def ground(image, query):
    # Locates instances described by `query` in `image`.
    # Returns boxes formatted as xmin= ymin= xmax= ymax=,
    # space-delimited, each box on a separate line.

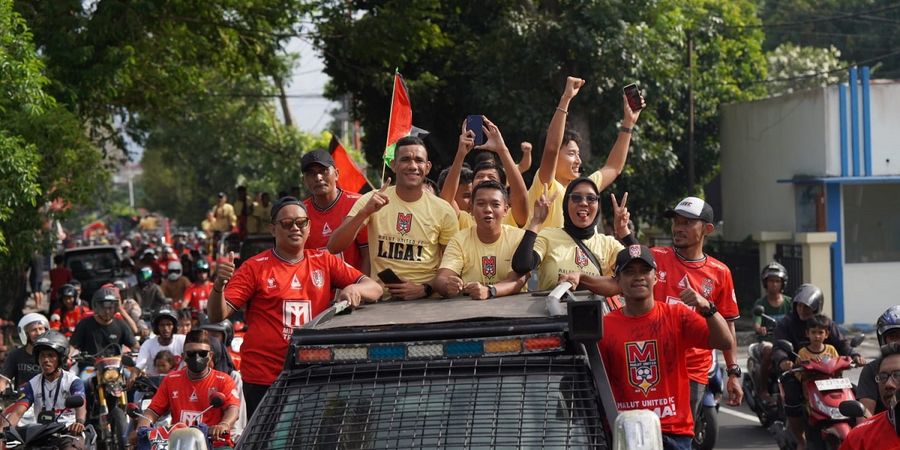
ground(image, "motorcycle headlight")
xmin=101 ymin=368 xmax=121 ymax=383
xmin=811 ymin=393 xmax=846 ymax=420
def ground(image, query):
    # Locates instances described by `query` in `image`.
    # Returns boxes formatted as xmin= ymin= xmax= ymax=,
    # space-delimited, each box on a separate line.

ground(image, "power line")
xmin=731 ymin=47 xmax=900 ymax=88
xmin=725 ymin=2 xmax=900 ymax=29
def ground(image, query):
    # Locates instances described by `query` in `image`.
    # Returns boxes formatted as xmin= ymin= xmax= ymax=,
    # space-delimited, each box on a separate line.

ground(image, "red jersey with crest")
xmin=304 ymin=190 xmax=368 ymax=271
xmin=147 ymin=367 xmax=240 ymax=430
xmin=599 ymin=302 xmax=710 ymax=437
xmin=183 ymin=281 xmax=214 ymax=312
xmin=651 ymin=247 xmax=739 ymax=384
xmin=223 ymin=249 xmax=365 ymax=384
xmin=840 ymin=410 xmax=900 ymax=450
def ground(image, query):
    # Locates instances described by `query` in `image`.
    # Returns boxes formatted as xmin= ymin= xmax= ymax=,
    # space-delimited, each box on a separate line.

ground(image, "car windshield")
xmin=240 ymin=355 xmax=602 ymax=449
xmin=67 ymin=251 xmax=118 ymax=279
xmin=241 ymin=237 xmax=274 ymax=260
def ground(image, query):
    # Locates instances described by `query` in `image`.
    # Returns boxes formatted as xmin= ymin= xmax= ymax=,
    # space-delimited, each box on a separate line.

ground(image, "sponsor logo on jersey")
xmin=701 ymin=278 xmax=714 ymax=299
xmin=189 ymin=389 xmax=198 ymax=402
xmin=658 ymin=271 xmax=667 ymax=282
xmin=179 ymin=410 xmax=202 ymax=426
xmin=396 ymin=213 xmax=412 ymax=235
xmin=290 ymin=274 xmax=302 ymax=290
xmin=626 ymin=340 xmax=660 ymax=396
xmin=283 ymin=300 xmax=312 ymax=328
xmin=677 ymin=274 xmax=691 ymax=290
xmin=267 ymin=277 xmax=277 ymax=290
xmin=311 ymin=269 xmax=324 ymax=288
xmin=574 ymin=248 xmax=589 ymax=268
xmin=321 ymin=222 xmax=332 ymax=236
xmin=481 ymin=256 xmax=497 ymax=279
xmin=172 ymin=390 xmax=178 ymax=399
xmin=148 ymin=422 xmax=189 ymax=450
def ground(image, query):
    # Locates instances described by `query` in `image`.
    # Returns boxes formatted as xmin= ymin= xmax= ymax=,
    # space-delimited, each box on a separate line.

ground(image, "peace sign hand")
xmin=611 ymin=192 xmax=630 ymax=238
xmin=458 ymin=119 xmax=475 ymax=155
xmin=362 ymin=178 xmax=392 ymax=216
xmin=528 ymin=185 xmax=559 ymax=230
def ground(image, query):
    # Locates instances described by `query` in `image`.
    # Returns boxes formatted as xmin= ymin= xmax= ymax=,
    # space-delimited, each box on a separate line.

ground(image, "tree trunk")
xmin=0 ymin=267 xmax=28 ymax=323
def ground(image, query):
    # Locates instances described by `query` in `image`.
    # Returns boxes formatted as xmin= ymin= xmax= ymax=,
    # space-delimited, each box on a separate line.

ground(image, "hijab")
xmin=562 ymin=177 xmax=601 ymax=240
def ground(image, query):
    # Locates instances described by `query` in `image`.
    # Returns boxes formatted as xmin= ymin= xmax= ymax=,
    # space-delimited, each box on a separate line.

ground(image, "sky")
xmin=282 ymin=37 xmax=336 ymax=133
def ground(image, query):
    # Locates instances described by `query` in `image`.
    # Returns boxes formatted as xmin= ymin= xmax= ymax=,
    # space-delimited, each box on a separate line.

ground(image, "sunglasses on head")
xmin=568 ymin=193 xmax=599 ymax=204
xmin=185 ymin=350 xmax=209 ymax=358
xmin=275 ymin=217 xmax=310 ymax=230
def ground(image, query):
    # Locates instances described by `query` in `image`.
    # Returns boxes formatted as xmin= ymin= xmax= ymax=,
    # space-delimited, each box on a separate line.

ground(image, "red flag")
xmin=384 ymin=72 xmax=412 ymax=164
xmin=329 ymin=136 xmax=369 ymax=193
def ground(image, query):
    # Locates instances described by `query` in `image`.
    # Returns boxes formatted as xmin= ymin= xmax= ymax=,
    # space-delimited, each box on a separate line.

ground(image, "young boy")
xmin=796 ymin=314 xmax=840 ymax=366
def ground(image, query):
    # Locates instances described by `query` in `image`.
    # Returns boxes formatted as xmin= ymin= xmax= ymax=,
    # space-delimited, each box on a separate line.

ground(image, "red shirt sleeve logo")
xmin=481 ymin=256 xmax=497 ymax=279
xmin=626 ymin=340 xmax=660 ymax=395
xmin=396 ymin=213 xmax=412 ymax=235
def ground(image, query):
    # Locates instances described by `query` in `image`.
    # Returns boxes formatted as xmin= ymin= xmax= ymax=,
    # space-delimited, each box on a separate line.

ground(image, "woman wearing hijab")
xmin=512 ymin=177 xmax=622 ymax=294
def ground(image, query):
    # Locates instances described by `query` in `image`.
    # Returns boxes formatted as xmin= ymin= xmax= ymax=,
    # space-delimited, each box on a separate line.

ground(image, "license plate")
xmin=815 ymin=378 xmax=852 ymax=391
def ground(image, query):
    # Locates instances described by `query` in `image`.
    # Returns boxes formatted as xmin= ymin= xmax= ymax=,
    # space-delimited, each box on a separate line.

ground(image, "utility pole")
xmin=687 ymin=32 xmax=695 ymax=192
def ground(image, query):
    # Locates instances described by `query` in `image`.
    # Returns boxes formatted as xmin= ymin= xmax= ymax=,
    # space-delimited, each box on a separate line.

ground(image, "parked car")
xmin=216 ymin=232 xmax=273 ymax=268
xmin=64 ymin=245 xmax=123 ymax=301
xmin=236 ymin=284 xmax=662 ymax=449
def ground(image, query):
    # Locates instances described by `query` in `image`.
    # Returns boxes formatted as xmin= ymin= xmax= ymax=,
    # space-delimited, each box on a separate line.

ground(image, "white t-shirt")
xmin=135 ymin=334 xmax=185 ymax=376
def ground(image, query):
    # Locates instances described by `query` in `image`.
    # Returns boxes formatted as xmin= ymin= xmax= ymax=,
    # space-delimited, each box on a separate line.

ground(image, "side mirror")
xmin=838 ymin=400 xmax=866 ymax=419
xmin=210 ymin=392 xmax=225 ymax=408
xmin=127 ymin=402 xmax=142 ymax=418
xmin=122 ymin=355 xmax=136 ymax=368
xmin=64 ymin=395 xmax=85 ymax=409
xmin=774 ymin=339 xmax=794 ymax=355
xmin=752 ymin=305 xmax=765 ymax=317
xmin=850 ymin=334 xmax=865 ymax=348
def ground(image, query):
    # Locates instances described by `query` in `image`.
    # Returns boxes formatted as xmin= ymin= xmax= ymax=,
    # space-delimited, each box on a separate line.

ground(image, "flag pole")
xmin=382 ymin=69 xmax=399 ymax=185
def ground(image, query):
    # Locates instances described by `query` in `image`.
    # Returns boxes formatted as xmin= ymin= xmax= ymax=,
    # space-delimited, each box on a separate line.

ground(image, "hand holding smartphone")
xmin=377 ymin=268 xmax=404 ymax=285
xmin=466 ymin=115 xmax=486 ymax=146
xmin=623 ymin=84 xmax=644 ymax=112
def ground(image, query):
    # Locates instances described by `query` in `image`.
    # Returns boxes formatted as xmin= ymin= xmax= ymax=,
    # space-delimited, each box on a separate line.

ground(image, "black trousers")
xmin=243 ymin=382 xmax=270 ymax=421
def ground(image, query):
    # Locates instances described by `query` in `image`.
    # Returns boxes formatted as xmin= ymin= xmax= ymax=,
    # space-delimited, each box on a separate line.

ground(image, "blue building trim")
xmin=839 ymin=84 xmax=849 ymax=177
xmin=777 ymin=175 xmax=900 ymax=185
xmin=825 ymin=183 xmax=844 ymax=324
xmin=849 ymin=67 xmax=860 ymax=177
xmin=861 ymin=66 xmax=872 ymax=176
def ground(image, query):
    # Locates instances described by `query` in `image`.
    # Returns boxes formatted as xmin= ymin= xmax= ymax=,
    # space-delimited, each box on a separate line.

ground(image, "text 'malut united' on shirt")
xmin=147 ymin=367 xmax=240 ymax=431
xmin=304 ymin=189 xmax=368 ymax=271
xmin=650 ymin=247 xmax=739 ymax=384
xmin=533 ymin=228 xmax=622 ymax=291
xmin=599 ymin=301 xmax=711 ymax=437
xmin=348 ymin=187 xmax=458 ymax=294
xmin=223 ymin=249 xmax=366 ymax=384
xmin=440 ymin=224 xmax=526 ymax=287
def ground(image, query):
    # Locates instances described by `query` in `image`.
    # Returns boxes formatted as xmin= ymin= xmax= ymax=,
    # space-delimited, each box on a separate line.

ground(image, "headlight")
xmin=811 ymin=393 xmax=846 ymax=420
xmin=101 ymin=369 xmax=121 ymax=383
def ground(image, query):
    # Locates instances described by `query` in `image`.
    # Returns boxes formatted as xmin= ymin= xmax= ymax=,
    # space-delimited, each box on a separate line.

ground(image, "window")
xmin=843 ymin=184 xmax=900 ymax=263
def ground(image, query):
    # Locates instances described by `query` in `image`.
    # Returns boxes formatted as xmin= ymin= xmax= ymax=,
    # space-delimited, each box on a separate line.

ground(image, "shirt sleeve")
xmin=588 ymin=170 xmax=604 ymax=190
xmin=347 ymin=192 xmax=374 ymax=225
xmin=679 ymin=305 xmax=712 ymax=351
xmin=438 ymin=208 xmax=460 ymax=246
xmin=601 ymin=236 xmax=624 ymax=276
xmin=439 ymin=233 xmax=466 ymax=275
xmin=533 ymin=231 xmax=550 ymax=260
xmin=856 ymin=360 xmax=880 ymax=402
xmin=717 ymin=268 xmax=740 ymax=321
xmin=69 ymin=378 xmax=86 ymax=399
xmin=327 ymin=254 xmax=366 ymax=288
xmin=15 ymin=382 xmax=35 ymax=409
xmin=220 ymin=374 xmax=241 ymax=409
xmin=70 ymin=321 xmax=85 ymax=351
xmin=147 ymin=376 xmax=171 ymax=417
xmin=223 ymin=261 xmax=257 ymax=310
xmin=135 ymin=341 xmax=151 ymax=370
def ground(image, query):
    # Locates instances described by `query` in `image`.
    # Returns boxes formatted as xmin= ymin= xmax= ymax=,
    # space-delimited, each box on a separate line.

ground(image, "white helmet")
xmin=166 ymin=261 xmax=183 ymax=281
xmin=18 ymin=313 xmax=50 ymax=345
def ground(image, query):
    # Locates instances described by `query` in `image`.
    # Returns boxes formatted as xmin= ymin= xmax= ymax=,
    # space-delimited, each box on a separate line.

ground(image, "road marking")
xmin=719 ymin=406 xmax=761 ymax=423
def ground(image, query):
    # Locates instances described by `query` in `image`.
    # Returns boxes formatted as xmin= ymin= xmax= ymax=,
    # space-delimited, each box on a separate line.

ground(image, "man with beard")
xmin=328 ymin=136 xmax=459 ymax=300
xmin=301 ymin=149 xmax=369 ymax=273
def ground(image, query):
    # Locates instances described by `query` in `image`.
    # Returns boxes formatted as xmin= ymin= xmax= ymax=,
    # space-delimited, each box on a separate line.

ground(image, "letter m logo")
xmin=625 ymin=340 xmax=660 ymax=396
xmin=283 ymin=300 xmax=312 ymax=328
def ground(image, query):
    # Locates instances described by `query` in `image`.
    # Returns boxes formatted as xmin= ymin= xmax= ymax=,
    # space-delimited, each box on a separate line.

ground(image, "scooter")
xmin=0 ymin=395 xmax=96 ymax=449
xmin=770 ymin=338 xmax=864 ymax=450
xmin=693 ymin=351 xmax=724 ymax=450
xmin=744 ymin=305 xmax=783 ymax=427
xmin=130 ymin=392 xmax=228 ymax=450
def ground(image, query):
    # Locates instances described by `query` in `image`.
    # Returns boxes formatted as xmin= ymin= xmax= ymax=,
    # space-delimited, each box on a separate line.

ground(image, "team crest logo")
xmin=267 ymin=277 xmax=277 ymax=290
xmin=701 ymin=278 xmax=714 ymax=299
xmin=481 ymin=256 xmax=497 ymax=279
xmin=396 ymin=213 xmax=413 ymax=235
xmin=628 ymin=245 xmax=642 ymax=258
xmin=658 ymin=271 xmax=667 ymax=282
xmin=574 ymin=248 xmax=589 ymax=268
xmin=147 ymin=423 xmax=188 ymax=450
xmin=311 ymin=269 xmax=325 ymax=288
xmin=626 ymin=340 xmax=660 ymax=396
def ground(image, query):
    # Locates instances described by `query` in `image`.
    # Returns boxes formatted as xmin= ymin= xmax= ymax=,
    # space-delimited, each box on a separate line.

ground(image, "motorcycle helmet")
xmin=58 ymin=284 xmax=78 ymax=302
xmin=152 ymin=309 xmax=179 ymax=335
xmin=760 ymin=261 xmax=788 ymax=289
xmin=32 ymin=330 xmax=69 ymax=365
xmin=166 ymin=261 xmax=183 ymax=281
xmin=138 ymin=266 xmax=154 ymax=284
xmin=201 ymin=319 xmax=234 ymax=346
xmin=140 ymin=248 xmax=157 ymax=261
xmin=113 ymin=279 xmax=128 ymax=292
xmin=195 ymin=259 xmax=210 ymax=273
xmin=91 ymin=286 xmax=120 ymax=310
xmin=792 ymin=284 xmax=824 ymax=315
xmin=877 ymin=306 xmax=900 ymax=346
xmin=18 ymin=313 xmax=50 ymax=346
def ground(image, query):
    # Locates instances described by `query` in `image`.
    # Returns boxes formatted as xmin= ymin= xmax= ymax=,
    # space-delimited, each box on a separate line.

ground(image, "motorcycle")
xmin=693 ymin=351 xmax=724 ymax=450
xmin=770 ymin=338 xmax=864 ymax=450
xmin=744 ymin=305 xmax=783 ymax=427
xmin=0 ymin=395 xmax=96 ymax=449
xmin=74 ymin=344 xmax=138 ymax=450
xmin=130 ymin=392 xmax=228 ymax=450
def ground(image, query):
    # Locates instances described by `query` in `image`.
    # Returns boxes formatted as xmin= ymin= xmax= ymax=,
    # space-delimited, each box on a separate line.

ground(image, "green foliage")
xmin=766 ymin=43 xmax=844 ymax=96
xmin=313 ymin=0 xmax=768 ymax=224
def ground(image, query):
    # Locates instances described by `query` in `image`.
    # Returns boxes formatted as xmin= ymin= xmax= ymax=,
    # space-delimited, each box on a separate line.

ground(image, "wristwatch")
xmin=422 ymin=283 xmax=434 ymax=297
xmin=487 ymin=285 xmax=497 ymax=299
xmin=700 ymin=302 xmax=718 ymax=318
xmin=726 ymin=364 xmax=742 ymax=378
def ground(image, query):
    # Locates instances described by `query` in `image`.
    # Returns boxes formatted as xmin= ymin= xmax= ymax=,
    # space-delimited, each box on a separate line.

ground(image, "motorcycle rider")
xmin=856 ymin=305 xmax=900 ymax=416
xmin=840 ymin=342 xmax=900 ymax=449
xmin=771 ymin=284 xmax=864 ymax=450
xmin=181 ymin=259 xmax=214 ymax=312
xmin=132 ymin=329 xmax=240 ymax=448
xmin=160 ymin=261 xmax=191 ymax=304
xmin=49 ymin=284 xmax=92 ymax=337
xmin=3 ymin=331 xmax=88 ymax=450
xmin=135 ymin=309 xmax=185 ymax=377
xmin=751 ymin=262 xmax=792 ymax=404
xmin=0 ymin=313 xmax=49 ymax=393
xmin=69 ymin=287 xmax=138 ymax=358
xmin=128 ymin=266 xmax=170 ymax=314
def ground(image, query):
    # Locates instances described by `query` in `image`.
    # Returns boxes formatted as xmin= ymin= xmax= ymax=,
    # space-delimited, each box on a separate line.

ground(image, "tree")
xmin=766 ymin=43 xmax=843 ymax=96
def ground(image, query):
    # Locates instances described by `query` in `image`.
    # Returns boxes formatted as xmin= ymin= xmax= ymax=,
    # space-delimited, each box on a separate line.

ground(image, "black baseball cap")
xmin=614 ymin=245 xmax=657 ymax=276
xmin=663 ymin=196 xmax=714 ymax=223
xmin=301 ymin=149 xmax=335 ymax=172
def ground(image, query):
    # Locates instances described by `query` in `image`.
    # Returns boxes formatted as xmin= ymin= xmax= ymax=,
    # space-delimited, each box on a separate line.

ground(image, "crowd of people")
xmin=3 ymin=74 xmax=899 ymax=450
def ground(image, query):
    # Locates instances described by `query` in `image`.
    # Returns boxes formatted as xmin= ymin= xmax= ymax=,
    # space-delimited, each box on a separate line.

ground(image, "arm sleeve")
xmin=856 ymin=361 xmax=880 ymax=401
xmin=439 ymin=233 xmax=465 ymax=275
xmin=679 ymin=306 xmax=712 ymax=351
xmin=347 ymin=192 xmax=374 ymax=225
xmin=328 ymin=254 xmax=366 ymax=288
xmin=223 ymin=262 xmax=257 ymax=310
xmin=618 ymin=234 xmax=639 ymax=246
xmin=511 ymin=230 xmax=540 ymax=274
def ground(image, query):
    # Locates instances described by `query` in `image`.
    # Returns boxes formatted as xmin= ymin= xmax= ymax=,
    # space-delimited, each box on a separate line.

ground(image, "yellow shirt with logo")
xmin=457 ymin=210 xmax=519 ymax=230
xmin=526 ymin=170 xmax=604 ymax=232
xmin=533 ymin=227 xmax=623 ymax=291
xmin=349 ymin=187 xmax=458 ymax=290
xmin=440 ymin=224 xmax=527 ymax=286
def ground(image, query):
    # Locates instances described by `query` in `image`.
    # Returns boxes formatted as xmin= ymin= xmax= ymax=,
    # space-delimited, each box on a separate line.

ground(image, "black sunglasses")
xmin=568 ymin=193 xmax=599 ymax=204
xmin=185 ymin=350 xmax=209 ymax=358
xmin=275 ymin=217 xmax=310 ymax=230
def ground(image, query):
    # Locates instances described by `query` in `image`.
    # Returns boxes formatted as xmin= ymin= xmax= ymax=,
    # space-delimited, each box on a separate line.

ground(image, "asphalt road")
xmin=712 ymin=330 xmax=880 ymax=450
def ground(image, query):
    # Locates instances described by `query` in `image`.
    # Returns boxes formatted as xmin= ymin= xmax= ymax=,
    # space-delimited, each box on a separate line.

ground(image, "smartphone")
xmin=623 ymin=84 xmax=644 ymax=112
xmin=377 ymin=268 xmax=404 ymax=284
xmin=466 ymin=115 xmax=486 ymax=146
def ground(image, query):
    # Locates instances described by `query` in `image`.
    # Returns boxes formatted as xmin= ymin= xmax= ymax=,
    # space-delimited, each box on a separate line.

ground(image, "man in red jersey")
xmin=840 ymin=343 xmax=900 ymax=450
xmin=301 ymin=149 xmax=369 ymax=274
xmin=208 ymin=197 xmax=382 ymax=418
xmin=133 ymin=329 xmax=240 ymax=448
xmin=182 ymin=259 xmax=214 ymax=312
xmin=614 ymin=195 xmax=743 ymax=416
xmin=599 ymin=245 xmax=732 ymax=450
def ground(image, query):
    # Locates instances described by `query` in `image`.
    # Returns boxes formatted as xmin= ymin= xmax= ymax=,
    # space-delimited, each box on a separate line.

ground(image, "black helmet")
xmin=33 ymin=330 xmax=69 ymax=364
xmin=58 ymin=284 xmax=77 ymax=300
xmin=877 ymin=305 xmax=900 ymax=346
xmin=201 ymin=319 xmax=234 ymax=346
xmin=195 ymin=259 xmax=210 ymax=273
xmin=91 ymin=287 xmax=120 ymax=310
xmin=138 ymin=266 xmax=154 ymax=284
xmin=152 ymin=309 xmax=179 ymax=335
xmin=793 ymin=284 xmax=823 ymax=315
xmin=760 ymin=262 xmax=788 ymax=288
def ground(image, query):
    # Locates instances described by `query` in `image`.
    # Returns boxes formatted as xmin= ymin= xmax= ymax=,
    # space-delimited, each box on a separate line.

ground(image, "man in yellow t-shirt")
xmin=527 ymin=76 xmax=644 ymax=231
xmin=247 ymin=192 xmax=273 ymax=235
xmin=435 ymin=181 xmax=528 ymax=299
xmin=211 ymin=192 xmax=237 ymax=232
xmin=328 ymin=136 xmax=458 ymax=300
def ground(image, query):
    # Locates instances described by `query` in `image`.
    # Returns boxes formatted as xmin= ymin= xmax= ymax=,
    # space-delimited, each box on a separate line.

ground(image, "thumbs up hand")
xmin=215 ymin=252 xmax=235 ymax=290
